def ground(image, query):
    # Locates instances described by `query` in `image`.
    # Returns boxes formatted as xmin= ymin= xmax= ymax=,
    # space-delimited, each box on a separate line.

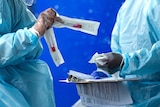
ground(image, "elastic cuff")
xmin=29 ymin=28 xmax=40 ymax=37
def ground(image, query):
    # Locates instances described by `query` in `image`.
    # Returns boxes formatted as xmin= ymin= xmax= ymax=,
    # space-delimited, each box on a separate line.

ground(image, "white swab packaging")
xmin=44 ymin=28 xmax=64 ymax=67
xmin=44 ymin=15 xmax=100 ymax=67
xmin=53 ymin=15 xmax=100 ymax=36
xmin=89 ymin=52 xmax=108 ymax=66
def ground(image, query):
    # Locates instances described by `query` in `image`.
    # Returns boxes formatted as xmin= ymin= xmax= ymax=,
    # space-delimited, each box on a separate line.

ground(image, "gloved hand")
xmin=91 ymin=70 xmax=110 ymax=79
xmin=95 ymin=52 xmax=124 ymax=74
xmin=32 ymin=8 xmax=63 ymax=36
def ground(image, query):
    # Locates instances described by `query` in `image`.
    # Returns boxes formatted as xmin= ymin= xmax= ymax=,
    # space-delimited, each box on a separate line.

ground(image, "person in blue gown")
xmin=0 ymin=0 xmax=61 ymax=106
xmin=96 ymin=0 xmax=160 ymax=106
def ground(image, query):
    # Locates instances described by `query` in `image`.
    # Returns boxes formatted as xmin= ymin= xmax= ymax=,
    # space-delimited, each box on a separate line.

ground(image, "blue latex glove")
xmin=91 ymin=70 xmax=110 ymax=79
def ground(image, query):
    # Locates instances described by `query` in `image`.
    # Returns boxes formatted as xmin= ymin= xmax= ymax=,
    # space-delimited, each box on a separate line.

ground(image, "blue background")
xmin=30 ymin=0 xmax=125 ymax=107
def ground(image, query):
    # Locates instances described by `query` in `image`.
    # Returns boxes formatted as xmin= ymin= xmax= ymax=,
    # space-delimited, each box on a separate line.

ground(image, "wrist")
xmin=29 ymin=27 xmax=41 ymax=37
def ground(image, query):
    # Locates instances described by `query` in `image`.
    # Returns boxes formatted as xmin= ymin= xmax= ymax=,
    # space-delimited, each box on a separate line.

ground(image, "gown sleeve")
xmin=120 ymin=0 xmax=160 ymax=77
xmin=0 ymin=0 xmax=42 ymax=67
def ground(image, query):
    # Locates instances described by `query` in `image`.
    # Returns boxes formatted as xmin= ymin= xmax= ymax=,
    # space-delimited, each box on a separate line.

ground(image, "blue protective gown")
xmin=111 ymin=0 xmax=160 ymax=106
xmin=0 ymin=0 xmax=55 ymax=107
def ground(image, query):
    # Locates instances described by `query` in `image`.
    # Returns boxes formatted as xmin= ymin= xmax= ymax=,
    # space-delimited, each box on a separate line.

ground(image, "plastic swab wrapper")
xmin=53 ymin=15 xmax=100 ymax=36
xmin=89 ymin=52 xmax=108 ymax=66
xmin=44 ymin=28 xmax=64 ymax=67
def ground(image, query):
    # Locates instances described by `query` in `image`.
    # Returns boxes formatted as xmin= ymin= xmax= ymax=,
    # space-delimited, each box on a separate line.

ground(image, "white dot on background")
xmin=54 ymin=5 xmax=59 ymax=10
xmin=88 ymin=9 xmax=93 ymax=14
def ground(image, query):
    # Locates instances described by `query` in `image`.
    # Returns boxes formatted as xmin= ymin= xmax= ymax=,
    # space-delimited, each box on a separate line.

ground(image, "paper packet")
xmin=44 ymin=28 xmax=64 ymax=67
xmin=53 ymin=15 xmax=100 ymax=36
xmin=89 ymin=52 xmax=108 ymax=66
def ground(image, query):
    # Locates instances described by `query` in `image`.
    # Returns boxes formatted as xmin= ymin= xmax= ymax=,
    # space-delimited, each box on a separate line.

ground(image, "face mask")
xmin=23 ymin=0 xmax=34 ymax=6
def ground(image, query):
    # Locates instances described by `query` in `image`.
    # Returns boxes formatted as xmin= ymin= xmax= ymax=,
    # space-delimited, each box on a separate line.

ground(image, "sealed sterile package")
xmin=89 ymin=52 xmax=108 ymax=66
xmin=53 ymin=15 xmax=100 ymax=36
xmin=44 ymin=28 xmax=64 ymax=67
